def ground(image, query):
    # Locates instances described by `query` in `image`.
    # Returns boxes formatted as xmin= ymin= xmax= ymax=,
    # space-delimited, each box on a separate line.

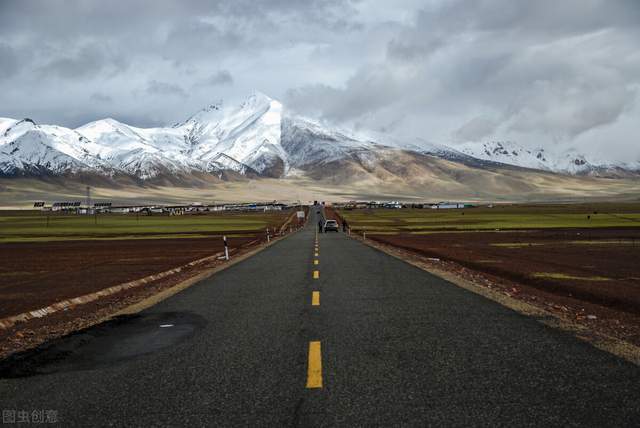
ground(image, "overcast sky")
xmin=1 ymin=0 xmax=638 ymax=160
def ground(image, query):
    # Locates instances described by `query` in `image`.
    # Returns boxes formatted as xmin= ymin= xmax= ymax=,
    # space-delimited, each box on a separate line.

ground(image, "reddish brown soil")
xmin=0 ymin=210 xmax=301 ymax=358
xmin=0 ymin=235 xmax=260 ymax=318
xmin=370 ymin=229 xmax=640 ymax=316
xmin=0 ymin=230 xmax=298 ymax=359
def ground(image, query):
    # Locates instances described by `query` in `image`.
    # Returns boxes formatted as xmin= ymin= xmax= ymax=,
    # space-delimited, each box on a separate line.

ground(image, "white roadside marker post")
xmin=223 ymin=235 xmax=229 ymax=260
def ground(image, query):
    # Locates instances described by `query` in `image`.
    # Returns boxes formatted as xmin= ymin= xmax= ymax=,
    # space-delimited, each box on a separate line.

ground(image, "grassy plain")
xmin=0 ymin=210 xmax=291 ymax=243
xmin=338 ymin=203 xmax=640 ymax=233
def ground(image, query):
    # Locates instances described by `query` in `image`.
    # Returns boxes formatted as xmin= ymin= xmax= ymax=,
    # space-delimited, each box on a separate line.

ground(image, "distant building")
xmin=430 ymin=202 xmax=474 ymax=209
xmin=51 ymin=201 xmax=81 ymax=212
xmin=110 ymin=207 xmax=131 ymax=214
xmin=383 ymin=201 xmax=403 ymax=209
xmin=93 ymin=202 xmax=112 ymax=213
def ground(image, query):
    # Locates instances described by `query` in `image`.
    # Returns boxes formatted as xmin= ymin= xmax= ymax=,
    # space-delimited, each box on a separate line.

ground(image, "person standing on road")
xmin=342 ymin=219 xmax=348 ymax=233
xmin=318 ymin=220 xmax=323 ymax=233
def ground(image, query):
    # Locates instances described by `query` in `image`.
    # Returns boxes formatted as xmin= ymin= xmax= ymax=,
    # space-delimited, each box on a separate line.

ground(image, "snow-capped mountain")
xmin=206 ymin=153 xmax=257 ymax=176
xmin=184 ymin=94 xmax=289 ymax=177
xmin=456 ymin=141 xmax=640 ymax=176
xmin=1 ymin=93 xmax=638 ymax=182
xmin=0 ymin=92 xmax=396 ymax=180
xmin=0 ymin=118 xmax=103 ymax=174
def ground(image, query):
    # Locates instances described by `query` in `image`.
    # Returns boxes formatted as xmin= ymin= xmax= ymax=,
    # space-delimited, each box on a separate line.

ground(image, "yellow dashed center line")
xmin=307 ymin=235 xmax=323 ymax=389
xmin=306 ymin=341 xmax=323 ymax=388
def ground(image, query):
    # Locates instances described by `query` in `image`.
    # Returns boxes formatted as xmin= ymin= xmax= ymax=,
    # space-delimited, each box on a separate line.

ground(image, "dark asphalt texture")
xmin=1 ymin=209 xmax=639 ymax=426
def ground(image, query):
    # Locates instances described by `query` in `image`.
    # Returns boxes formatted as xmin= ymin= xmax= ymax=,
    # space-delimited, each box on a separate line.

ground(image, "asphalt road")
xmin=1 ymin=209 xmax=639 ymax=426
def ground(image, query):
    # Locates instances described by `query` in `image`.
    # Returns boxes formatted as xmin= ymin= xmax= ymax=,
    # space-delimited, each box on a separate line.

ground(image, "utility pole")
xmin=86 ymin=186 xmax=91 ymax=215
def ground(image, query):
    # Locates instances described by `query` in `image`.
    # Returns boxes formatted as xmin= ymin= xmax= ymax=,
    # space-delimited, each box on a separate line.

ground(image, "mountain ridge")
xmin=456 ymin=140 xmax=640 ymax=177
xmin=1 ymin=93 xmax=638 ymax=184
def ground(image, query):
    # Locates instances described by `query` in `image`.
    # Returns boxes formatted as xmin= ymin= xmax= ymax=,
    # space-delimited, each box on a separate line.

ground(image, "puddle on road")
xmin=0 ymin=312 xmax=206 ymax=378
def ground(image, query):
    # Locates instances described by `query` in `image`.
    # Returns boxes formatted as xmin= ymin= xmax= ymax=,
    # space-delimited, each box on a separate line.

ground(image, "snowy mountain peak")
xmin=181 ymin=101 xmax=224 ymax=127
xmin=182 ymin=92 xmax=277 ymax=129
xmin=188 ymin=91 xmax=286 ymax=176
xmin=2 ymin=93 xmax=638 ymax=181
xmin=456 ymin=140 xmax=639 ymax=176
xmin=76 ymin=118 xmax=149 ymax=153
xmin=16 ymin=118 xmax=36 ymax=126
xmin=201 ymin=102 xmax=223 ymax=113
xmin=240 ymin=91 xmax=276 ymax=109
xmin=3 ymin=118 xmax=37 ymax=138
xmin=78 ymin=117 xmax=130 ymax=132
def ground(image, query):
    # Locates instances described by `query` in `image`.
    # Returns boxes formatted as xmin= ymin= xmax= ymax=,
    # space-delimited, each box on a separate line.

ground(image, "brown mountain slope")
xmin=1 ymin=149 xmax=638 ymax=207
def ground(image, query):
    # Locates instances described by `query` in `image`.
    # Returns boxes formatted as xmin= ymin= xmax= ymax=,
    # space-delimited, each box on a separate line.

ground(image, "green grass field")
xmin=0 ymin=210 xmax=291 ymax=243
xmin=337 ymin=203 xmax=640 ymax=233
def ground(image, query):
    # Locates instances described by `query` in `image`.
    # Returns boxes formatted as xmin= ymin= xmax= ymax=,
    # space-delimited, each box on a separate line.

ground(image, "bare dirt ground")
xmin=373 ymin=229 xmax=640 ymax=311
xmin=368 ymin=229 xmax=640 ymax=346
xmin=0 ymin=235 xmax=256 ymax=318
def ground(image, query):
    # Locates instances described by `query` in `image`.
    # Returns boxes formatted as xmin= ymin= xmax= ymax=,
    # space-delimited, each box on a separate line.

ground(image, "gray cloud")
xmin=386 ymin=36 xmax=443 ymax=62
xmin=40 ymin=44 xmax=128 ymax=79
xmin=286 ymin=0 xmax=640 ymax=159
xmin=145 ymin=80 xmax=188 ymax=98
xmin=0 ymin=43 xmax=19 ymax=78
xmin=454 ymin=117 xmax=498 ymax=142
xmin=163 ymin=20 xmax=247 ymax=61
xmin=201 ymin=70 xmax=234 ymax=86
xmin=0 ymin=0 xmax=638 ymax=161
xmin=90 ymin=92 xmax=113 ymax=103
